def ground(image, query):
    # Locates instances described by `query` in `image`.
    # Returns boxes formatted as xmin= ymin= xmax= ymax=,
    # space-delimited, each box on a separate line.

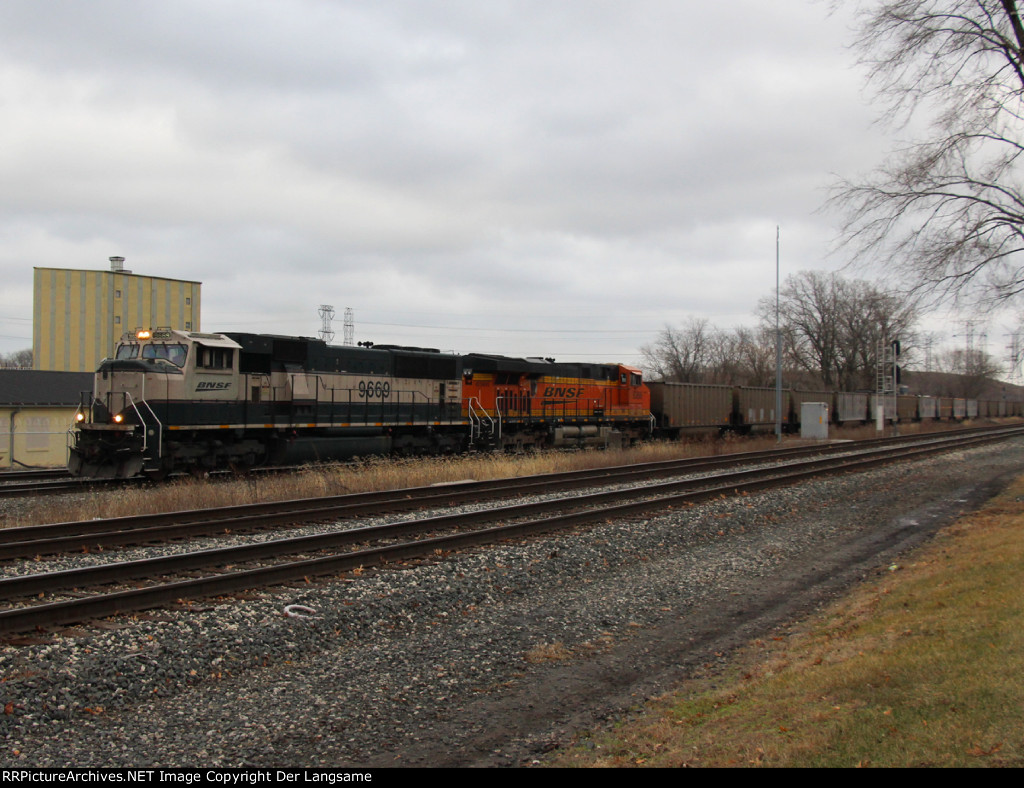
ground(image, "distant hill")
xmin=900 ymin=370 xmax=1024 ymax=401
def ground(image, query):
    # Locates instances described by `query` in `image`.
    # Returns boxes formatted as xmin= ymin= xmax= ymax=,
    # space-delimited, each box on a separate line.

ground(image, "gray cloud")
xmin=0 ymin=0 xmax=931 ymax=366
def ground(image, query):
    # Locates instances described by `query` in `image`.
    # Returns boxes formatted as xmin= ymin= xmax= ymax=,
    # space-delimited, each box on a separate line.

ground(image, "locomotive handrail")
xmin=540 ymin=396 xmax=599 ymax=421
xmin=493 ymin=397 xmax=504 ymax=439
xmin=141 ymin=398 xmax=163 ymax=463
xmin=122 ymin=389 xmax=163 ymax=463
xmin=467 ymin=397 xmax=495 ymax=443
xmin=296 ymin=380 xmax=456 ymax=426
xmin=65 ymin=397 xmax=90 ymax=465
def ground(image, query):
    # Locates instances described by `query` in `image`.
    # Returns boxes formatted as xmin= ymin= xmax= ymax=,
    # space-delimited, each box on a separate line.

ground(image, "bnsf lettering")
xmin=196 ymin=381 xmax=232 ymax=391
xmin=543 ymin=386 xmax=582 ymax=398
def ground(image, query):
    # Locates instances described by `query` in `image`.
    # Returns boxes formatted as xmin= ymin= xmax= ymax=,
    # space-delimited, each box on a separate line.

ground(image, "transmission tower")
xmin=957 ymin=319 xmax=989 ymax=356
xmin=318 ymin=305 xmax=335 ymax=343
xmin=1006 ymin=330 xmax=1024 ymax=383
xmin=343 ymin=307 xmax=354 ymax=346
xmin=921 ymin=332 xmax=938 ymax=372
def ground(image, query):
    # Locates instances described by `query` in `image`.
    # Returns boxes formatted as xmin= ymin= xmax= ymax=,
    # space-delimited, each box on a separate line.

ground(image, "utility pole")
xmin=775 ymin=226 xmax=782 ymax=444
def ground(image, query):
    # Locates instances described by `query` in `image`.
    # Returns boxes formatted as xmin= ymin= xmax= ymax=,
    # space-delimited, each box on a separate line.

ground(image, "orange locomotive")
xmin=460 ymin=353 xmax=652 ymax=450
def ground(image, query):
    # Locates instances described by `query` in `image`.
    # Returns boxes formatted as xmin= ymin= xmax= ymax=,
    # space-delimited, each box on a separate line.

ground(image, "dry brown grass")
xmin=6 ymin=419 xmax=1013 ymax=530
xmin=524 ymin=641 xmax=574 ymax=664
xmin=6 ymin=436 xmax=764 ymax=529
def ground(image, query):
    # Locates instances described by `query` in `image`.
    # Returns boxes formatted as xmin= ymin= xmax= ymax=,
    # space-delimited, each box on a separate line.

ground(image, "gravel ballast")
xmin=2 ymin=438 xmax=1023 ymax=767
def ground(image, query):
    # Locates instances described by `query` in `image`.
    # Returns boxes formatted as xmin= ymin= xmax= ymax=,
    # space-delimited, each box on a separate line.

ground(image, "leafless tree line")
xmin=640 ymin=319 xmax=778 ymax=388
xmin=641 ymin=270 xmax=1003 ymax=391
xmin=0 ymin=349 xmax=32 ymax=369
xmin=642 ymin=271 xmax=912 ymax=389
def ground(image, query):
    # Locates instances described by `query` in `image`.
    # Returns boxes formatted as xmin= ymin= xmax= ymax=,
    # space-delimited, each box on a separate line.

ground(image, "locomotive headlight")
xmin=136 ymin=329 xmax=152 ymax=340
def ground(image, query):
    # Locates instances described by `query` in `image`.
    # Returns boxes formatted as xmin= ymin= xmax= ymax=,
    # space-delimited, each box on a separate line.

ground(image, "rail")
xmin=3 ymin=424 xmax=1021 ymax=634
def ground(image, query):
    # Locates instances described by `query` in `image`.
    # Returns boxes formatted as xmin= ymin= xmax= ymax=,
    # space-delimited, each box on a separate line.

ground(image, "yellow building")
xmin=33 ymin=258 xmax=201 ymax=372
xmin=0 ymin=370 xmax=93 ymax=468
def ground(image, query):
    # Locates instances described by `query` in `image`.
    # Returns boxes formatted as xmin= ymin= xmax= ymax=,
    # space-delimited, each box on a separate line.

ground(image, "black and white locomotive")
xmin=68 ymin=328 xmax=653 ymax=478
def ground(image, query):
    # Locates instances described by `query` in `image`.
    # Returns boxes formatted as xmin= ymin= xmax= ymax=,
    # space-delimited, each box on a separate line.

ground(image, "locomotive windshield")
xmin=116 ymin=342 xmax=188 ymax=368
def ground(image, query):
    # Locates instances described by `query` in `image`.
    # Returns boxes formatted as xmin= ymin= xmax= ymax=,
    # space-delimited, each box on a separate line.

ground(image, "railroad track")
xmin=0 ymin=423 xmax=999 ymax=556
xmin=0 ymin=468 xmax=70 ymax=482
xmin=1 ymin=424 xmax=1021 ymax=635
xmin=0 ymin=476 xmax=114 ymax=497
xmin=0 ymin=425 xmax=1007 ymax=500
xmin=0 ymin=461 xmax=367 ymax=499
xmin=0 ymin=424 xmax=1010 ymax=559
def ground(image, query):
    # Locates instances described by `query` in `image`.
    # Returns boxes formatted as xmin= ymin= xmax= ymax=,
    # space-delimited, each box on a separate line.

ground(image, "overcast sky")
xmin=0 ymin=0 xmax=1004 ymax=369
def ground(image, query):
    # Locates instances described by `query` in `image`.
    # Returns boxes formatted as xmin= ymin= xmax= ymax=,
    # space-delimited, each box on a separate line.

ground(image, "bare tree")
xmin=0 ymin=349 xmax=32 ymax=369
xmin=643 ymin=273 xmax=917 ymax=389
xmin=836 ymin=279 xmax=919 ymax=389
xmin=935 ymin=347 xmax=1005 ymax=396
xmin=757 ymin=271 xmax=919 ymax=390
xmin=759 ymin=271 xmax=843 ymax=387
xmin=642 ymin=321 xmax=781 ymax=387
xmin=728 ymin=326 xmax=778 ymax=387
xmin=640 ymin=318 xmax=715 ymax=383
xmin=833 ymin=1 xmax=1024 ymax=306
xmin=698 ymin=326 xmax=777 ymax=386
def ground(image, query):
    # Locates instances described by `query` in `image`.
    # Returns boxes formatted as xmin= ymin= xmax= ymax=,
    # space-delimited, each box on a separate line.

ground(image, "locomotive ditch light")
xmin=112 ymin=413 xmax=124 ymax=424
xmin=75 ymin=413 xmax=85 ymax=423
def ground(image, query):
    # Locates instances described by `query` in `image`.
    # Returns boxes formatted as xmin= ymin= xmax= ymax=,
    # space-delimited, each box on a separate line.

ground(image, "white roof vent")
xmin=109 ymin=256 xmax=132 ymax=274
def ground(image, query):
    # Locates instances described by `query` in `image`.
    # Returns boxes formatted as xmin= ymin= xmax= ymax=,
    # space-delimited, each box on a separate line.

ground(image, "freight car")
xmin=648 ymin=380 xmax=1018 ymax=437
xmin=68 ymin=329 xmax=652 ymax=478
xmin=648 ymin=383 xmax=791 ymax=435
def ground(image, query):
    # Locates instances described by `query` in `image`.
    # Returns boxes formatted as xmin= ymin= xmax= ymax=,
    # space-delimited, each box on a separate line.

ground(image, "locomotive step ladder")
xmin=467 ymin=397 xmax=499 ymax=446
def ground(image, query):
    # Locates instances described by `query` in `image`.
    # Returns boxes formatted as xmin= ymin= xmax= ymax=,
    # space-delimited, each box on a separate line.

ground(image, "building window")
xmin=185 ymin=298 xmax=191 ymax=305
xmin=115 ymin=290 xmax=122 ymax=298
xmin=26 ymin=417 xmax=50 ymax=452
xmin=185 ymin=322 xmax=192 ymax=330
xmin=114 ymin=316 xmax=121 ymax=324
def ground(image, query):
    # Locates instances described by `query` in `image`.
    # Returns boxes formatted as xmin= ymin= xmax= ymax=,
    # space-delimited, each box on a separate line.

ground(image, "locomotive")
xmin=68 ymin=328 xmax=653 ymax=478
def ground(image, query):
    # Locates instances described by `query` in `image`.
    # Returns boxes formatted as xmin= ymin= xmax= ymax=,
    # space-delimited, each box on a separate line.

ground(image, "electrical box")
xmin=800 ymin=402 xmax=829 ymax=440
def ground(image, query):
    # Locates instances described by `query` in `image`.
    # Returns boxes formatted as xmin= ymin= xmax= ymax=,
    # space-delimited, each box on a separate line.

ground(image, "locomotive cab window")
xmin=142 ymin=343 xmax=188 ymax=367
xmin=197 ymin=346 xmax=234 ymax=370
